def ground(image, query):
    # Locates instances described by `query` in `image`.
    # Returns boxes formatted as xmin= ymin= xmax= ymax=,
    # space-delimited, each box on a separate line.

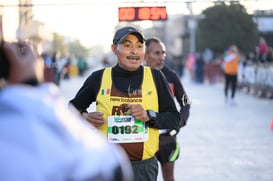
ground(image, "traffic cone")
xmin=270 ymin=118 xmax=273 ymax=129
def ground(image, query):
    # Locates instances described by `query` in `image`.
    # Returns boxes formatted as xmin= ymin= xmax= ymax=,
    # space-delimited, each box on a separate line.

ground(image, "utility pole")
xmin=187 ymin=1 xmax=196 ymax=54
xmin=18 ymin=0 xmax=33 ymax=40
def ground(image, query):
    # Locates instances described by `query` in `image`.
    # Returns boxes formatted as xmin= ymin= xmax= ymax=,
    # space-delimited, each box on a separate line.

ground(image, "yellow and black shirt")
xmin=70 ymin=65 xmax=180 ymax=161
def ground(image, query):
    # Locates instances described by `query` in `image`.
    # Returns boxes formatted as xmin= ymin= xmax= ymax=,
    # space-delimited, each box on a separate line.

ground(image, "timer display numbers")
xmin=118 ymin=6 xmax=167 ymax=21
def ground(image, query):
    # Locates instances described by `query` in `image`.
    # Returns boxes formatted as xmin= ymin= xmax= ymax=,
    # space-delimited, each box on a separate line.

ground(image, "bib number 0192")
xmin=111 ymin=125 xmax=138 ymax=134
xmin=107 ymin=115 xmax=148 ymax=143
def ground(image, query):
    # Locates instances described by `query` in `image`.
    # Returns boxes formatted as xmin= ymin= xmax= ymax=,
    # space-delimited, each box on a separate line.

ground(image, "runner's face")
xmin=145 ymin=41 xmax=166 ymax=70
xmin=112 ymin=34 xmax=145 ymax=71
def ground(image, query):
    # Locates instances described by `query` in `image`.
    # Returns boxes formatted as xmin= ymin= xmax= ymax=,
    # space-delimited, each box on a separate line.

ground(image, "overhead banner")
xmin=118 ymin=6 xmax=167 ymax=21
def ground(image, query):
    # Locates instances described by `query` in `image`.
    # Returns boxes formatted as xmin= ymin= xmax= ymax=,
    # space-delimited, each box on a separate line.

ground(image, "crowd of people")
xmin=184 ymin=36 xmax=272 ymax=83
xmin=183 ymin=36 xmax=273 ymax=103
xmin=41 ymin=52 xmax=88 ymax=86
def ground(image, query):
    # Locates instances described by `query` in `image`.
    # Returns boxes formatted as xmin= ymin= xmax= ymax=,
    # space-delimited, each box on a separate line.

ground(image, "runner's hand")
xmin=82 ymin=112 xmax=105 ymax=128
xmin=128 ymin=104 xmax=150 ymax=122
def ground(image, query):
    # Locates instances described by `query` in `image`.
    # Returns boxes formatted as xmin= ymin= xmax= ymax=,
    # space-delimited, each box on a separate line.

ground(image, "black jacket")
xmin=161 ymin=66 xmax=190 ymax=128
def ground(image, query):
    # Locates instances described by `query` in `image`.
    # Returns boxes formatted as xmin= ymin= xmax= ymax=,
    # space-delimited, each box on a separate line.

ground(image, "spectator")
xmin=194 ymin=52 xmax=205 ymax=83
xmin=223 ymin=45 xmax=240 ymax=105
xmin=0 ymin=41 xmax=133 ymax=181
xmin=78 ymin=57 xmax=87 ymax=76
xmin=258 ymin=37 xmax=268 ymax=63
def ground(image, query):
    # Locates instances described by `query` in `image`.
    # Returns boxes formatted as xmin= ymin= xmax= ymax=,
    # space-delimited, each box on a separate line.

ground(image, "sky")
xmin=1 ymin=0 xmax=273 ymax=51
xmin=32 ymin=0 xmax=120 ymax=49
xmin=31 ymin=0 xmax=192 ymax=50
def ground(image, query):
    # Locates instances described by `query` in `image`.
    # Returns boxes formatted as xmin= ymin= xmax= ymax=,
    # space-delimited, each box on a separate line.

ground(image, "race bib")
xmin=107 ymin=115 xmax=148 ymax=143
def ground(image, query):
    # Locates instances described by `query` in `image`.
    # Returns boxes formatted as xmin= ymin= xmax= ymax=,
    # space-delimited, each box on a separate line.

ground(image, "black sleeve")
xmin=149 ymin=68 xmax=180 ymax=130
xmin=69 ymin=69 xmax=104 ymax=113
xmin=171 ymin=71 xmax=190 ymax=128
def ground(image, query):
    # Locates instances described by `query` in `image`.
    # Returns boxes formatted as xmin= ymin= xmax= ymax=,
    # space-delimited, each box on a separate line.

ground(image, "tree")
xmin=68 ymin=40 xmax=90 ymax=59
xmin=196 ymin=2 xmax=258 ymax=54
xmin=49 ymin=33 xmax=90 ymax=59
xmin=50 ymin=33 xmax=69 ymax=57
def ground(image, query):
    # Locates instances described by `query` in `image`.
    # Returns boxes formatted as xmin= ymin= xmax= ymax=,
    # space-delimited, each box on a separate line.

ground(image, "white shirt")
xmin=0 ymin=83 xmax=132 ymax=181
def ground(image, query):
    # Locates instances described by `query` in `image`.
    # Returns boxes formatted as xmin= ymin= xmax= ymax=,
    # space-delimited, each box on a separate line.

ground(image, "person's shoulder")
xmin=92 ymin=68 xmax=105 ymax=75
xmin=85 ymin=68 xmax=106 ymax=80
xmin=162 ymin=66 xmax=179 ymax=77
xmin=163 ymin=66 xmax=175 ymax=74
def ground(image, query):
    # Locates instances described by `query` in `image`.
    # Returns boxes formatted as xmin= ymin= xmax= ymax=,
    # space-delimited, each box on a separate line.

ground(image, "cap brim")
xmin=116 ymin=31 xmax=145 ymax=44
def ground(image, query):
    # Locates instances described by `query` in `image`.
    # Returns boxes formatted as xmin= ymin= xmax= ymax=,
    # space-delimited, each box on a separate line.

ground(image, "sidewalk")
xmin=60 ymin=71 xmax=273 ymax=181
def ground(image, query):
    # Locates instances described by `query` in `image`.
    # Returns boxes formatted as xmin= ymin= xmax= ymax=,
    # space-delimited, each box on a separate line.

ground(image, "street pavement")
xmin=60 ymin=68 xmax=273 ymax=181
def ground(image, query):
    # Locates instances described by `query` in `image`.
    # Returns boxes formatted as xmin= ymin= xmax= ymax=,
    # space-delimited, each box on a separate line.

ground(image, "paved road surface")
xmin=60 ymin=68 xmax=273 ymax=181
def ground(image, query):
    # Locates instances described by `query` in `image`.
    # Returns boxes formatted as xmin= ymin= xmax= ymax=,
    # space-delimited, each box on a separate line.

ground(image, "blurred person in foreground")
xmin=223 ymin=45 xmax=239 ymax=105
xmin=0 ymin=41 xmax=133 ymax=181
xmin=69 ymin=26 xmax=180 ymax=181
xmin=144 ymin=37 xmax=190 ymax=181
